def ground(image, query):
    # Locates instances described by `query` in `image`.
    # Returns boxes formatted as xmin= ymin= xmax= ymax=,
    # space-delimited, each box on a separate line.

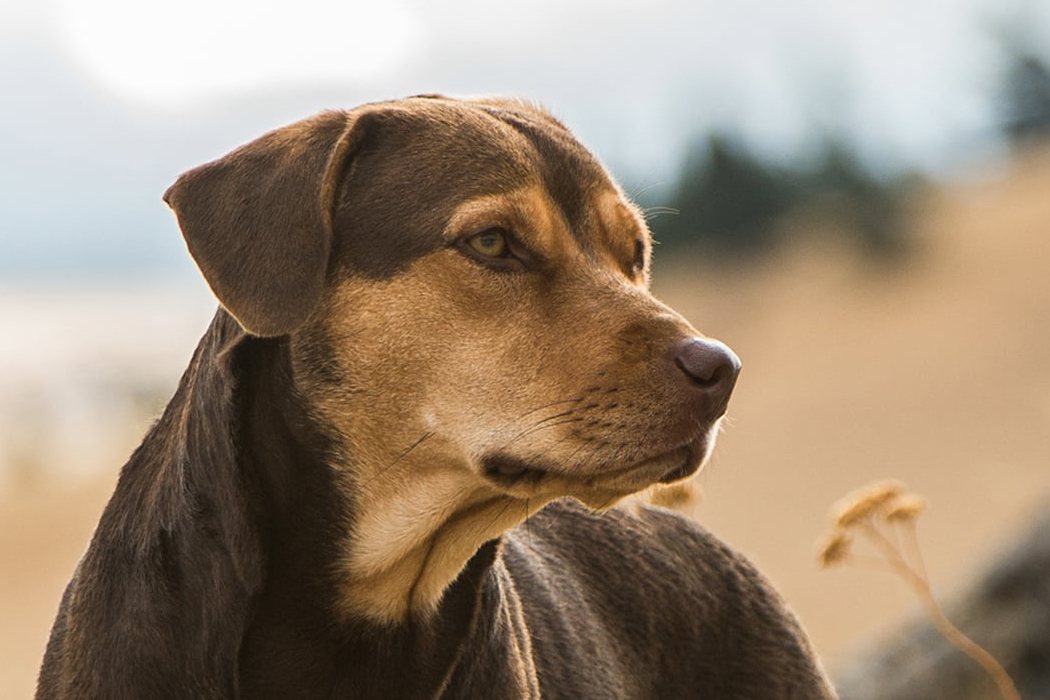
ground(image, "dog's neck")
xmin=280 ymin=331 xmax=558 ymax=626
xmin=231 ymin=331 xmax=535 ymax=694
xmin=330 ymin=443 xmax=554 ymax=624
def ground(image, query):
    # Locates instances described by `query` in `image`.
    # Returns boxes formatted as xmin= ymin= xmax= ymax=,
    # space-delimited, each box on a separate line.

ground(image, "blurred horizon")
xmin=3 ymin=0 xmax=1050 ymax=278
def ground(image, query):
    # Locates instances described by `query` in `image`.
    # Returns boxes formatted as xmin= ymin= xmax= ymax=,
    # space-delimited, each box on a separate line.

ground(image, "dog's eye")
xmin=466 ymin=229 xmax=510 ymax=258
xmin=632 ymin=239 xmax=646 ymax=273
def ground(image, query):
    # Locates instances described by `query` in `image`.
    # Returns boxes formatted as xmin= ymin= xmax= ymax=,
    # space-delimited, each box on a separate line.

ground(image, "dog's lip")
xmin=656 ymin=440 xmax=704 ymax=484
xmin=483 ymin=455 xmax=544 ymax=483
xmin=482 ymin=439 xmax=703 ymax=490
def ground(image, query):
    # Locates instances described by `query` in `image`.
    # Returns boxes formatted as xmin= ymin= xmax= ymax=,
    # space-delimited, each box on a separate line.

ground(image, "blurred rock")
xmin=836 ymin=508 xmax=1050 ymax=699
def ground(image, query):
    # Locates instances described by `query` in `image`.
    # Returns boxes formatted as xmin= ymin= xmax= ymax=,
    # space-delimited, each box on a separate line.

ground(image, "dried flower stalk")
xmin=816 ymin=481 xmax=1019 ymax=700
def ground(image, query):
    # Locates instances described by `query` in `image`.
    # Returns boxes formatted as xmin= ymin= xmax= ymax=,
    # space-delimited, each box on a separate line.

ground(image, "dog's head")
xmin=165 ymin=96 xmax=740 ymax=621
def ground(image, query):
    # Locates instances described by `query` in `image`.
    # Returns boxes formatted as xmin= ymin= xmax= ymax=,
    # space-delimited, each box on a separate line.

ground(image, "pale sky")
xmin=1 ymin=0 xmax=1047 ymax=275
xmin=6 ymin=0 xmax=1043 ymax=167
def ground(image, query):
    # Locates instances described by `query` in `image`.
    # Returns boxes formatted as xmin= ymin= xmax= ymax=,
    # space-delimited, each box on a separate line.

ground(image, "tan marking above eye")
xmin=632 ymin=239 xmax=646 ymax=273
xmin=467 ymin=228 xmax=509 ymax=258
xmin=592 ymin=192 xmax=650 ymax=280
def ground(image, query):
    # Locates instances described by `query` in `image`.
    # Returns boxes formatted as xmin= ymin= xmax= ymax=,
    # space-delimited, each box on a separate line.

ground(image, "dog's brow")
xmin=588 ymin=191 xmax=647 ymax=273
xmin=443 ymin=189 xmax=573 ymax=259
xmin=483 ymin=110 xmax=608 ymax=251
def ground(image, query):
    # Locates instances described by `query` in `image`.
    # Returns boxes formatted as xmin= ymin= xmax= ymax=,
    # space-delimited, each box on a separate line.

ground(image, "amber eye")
xmin=467 ymin=228 xmax=510 ymax=258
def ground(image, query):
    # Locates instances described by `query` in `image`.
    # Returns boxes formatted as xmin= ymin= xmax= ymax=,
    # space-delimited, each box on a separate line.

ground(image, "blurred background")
xmin=2 ymin=0 xmax=1049 ymax=696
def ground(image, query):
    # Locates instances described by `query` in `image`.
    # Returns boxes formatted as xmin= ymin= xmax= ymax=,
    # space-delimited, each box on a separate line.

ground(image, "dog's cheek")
xmin=291 ymin=284 xmax=444 ymax=456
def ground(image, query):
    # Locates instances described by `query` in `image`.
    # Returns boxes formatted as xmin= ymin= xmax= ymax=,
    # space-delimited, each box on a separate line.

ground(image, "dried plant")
xmin=816 ymin=481 xmax=1020 ymax=700
xmin=648 ymin=480 xmax=699 ymax=510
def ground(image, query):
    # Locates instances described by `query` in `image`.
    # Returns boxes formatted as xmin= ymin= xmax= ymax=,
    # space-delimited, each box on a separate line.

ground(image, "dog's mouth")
xmin=656 ymin=443 xmax=703 ymax=484
xmin=482 ymin=436 xmax=707 ymax=495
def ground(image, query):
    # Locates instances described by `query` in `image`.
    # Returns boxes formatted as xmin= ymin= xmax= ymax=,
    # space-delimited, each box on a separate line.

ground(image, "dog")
xmin=37 ymin=96 xmax=836 ymax=699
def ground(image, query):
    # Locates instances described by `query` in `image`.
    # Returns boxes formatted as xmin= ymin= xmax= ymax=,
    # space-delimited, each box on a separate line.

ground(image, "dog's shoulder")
xmin=501 ymin=499 xmax=836 ymax=698
xmin=510 ymin=497 xmax=778 ymax=600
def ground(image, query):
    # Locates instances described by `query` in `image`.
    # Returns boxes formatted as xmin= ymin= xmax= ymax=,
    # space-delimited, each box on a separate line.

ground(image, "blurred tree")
xmin=806 ymin=138 xmax=913 ymax=259
xmin=651 ymin=134 xmax=796 ymax=254
xmin=999 ymin=49 xmax=1050 ymax=145
xmin=645 ymin=133 xmax=913 ymax=260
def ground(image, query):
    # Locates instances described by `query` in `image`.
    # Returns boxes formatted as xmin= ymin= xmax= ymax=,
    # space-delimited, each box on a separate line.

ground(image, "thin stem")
xmin=901 ymin=520 xmax=930 ymax=581
xmin=846 ymin=554 xmax=899 ymax=573
xmin=858 ymin=522 xmax=1019 ymax=700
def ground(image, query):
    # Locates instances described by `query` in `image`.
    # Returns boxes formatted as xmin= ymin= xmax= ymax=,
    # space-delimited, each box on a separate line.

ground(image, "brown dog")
xmin=37 ymin=96 xmax=836 ymax=698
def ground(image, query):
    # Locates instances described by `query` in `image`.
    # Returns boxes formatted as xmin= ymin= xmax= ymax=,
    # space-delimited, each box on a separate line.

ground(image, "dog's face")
xmin=165 ymin=96 xmax=740 ymax=622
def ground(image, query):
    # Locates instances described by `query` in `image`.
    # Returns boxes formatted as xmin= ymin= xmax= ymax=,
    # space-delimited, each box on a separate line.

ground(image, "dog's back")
xmin=484 ymin=501 xmax=832 ymax=698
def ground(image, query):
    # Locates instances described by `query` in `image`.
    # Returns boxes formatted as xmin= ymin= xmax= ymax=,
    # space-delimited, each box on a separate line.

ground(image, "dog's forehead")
xmin=331 ymin=98 xmax=629 ymax=279
xmin=473 ymin=101 xmax=614 ymax=244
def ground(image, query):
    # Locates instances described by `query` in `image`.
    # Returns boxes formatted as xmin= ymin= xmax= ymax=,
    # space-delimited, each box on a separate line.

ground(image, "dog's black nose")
xmin=672 ymin=337 xmax=741 ymax=416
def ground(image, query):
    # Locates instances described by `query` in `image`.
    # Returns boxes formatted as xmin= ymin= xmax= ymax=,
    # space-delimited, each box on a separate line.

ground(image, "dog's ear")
xmin=164 ymin=111 xmax=368 ymax=337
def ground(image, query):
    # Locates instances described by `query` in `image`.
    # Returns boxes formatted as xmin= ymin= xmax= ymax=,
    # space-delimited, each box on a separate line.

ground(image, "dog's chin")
xmin=481 ymin=426 xmax=718 ymax=498
xmin=655 ymin=442 xmax=704 ymax=484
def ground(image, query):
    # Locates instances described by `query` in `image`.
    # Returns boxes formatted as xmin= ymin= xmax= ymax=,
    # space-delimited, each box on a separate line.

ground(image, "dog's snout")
xmin=672 ymin=337 xmax=741 ymax=414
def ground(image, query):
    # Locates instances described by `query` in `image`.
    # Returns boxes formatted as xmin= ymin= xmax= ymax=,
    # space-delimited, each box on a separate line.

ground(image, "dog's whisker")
xmin=480 ymin=498 xmax=516 ymax=536
xmin=563 ymin=442 xmax=590 ymax=466
xmin=500 ymin=417 xmax=584 ymax=450
xmin=516 ymin=396 xmax=583 ymax=421
xmin=641 ymin=206 xmax=680 ymax=221
xmin=495 ymin=407 xmax=582 ymax=453
xmin=527 ymin=408 xmax=581 ymax=429
xmin=543 ymin=430 xmax=585 ymax=457
xmin=628 ymin=179 xmax=669 ymax=199
xmin=574 ymin=437 xmax=617 ymax=471
xmin=374 ymin=431 xmax=434 ymax=479
xmin=524 ymin=498 xmax=534 ymax=553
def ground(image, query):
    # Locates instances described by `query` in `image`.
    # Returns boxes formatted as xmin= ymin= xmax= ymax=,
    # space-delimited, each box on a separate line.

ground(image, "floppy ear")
xmin=164 ymin=110 xmax=366 ymax=337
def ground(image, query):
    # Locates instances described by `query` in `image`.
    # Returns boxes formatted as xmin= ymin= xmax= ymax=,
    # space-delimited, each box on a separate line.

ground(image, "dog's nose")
xmin=672 ymin=337 xmax=741 ymax=416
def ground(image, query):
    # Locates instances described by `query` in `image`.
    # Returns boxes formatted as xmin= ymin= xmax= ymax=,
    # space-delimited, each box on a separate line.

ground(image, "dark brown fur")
xmin=37 ymin=96 xmax=836 ymax=699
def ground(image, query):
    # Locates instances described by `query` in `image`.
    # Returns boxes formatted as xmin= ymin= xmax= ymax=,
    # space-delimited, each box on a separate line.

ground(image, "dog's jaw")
xmin=318 ymin=409 xmax=690 ymax=624
xmin=331 ymin=441 xmax=557 ymax=624
xmin=327 ymin=425 xmax=721 ymax=625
